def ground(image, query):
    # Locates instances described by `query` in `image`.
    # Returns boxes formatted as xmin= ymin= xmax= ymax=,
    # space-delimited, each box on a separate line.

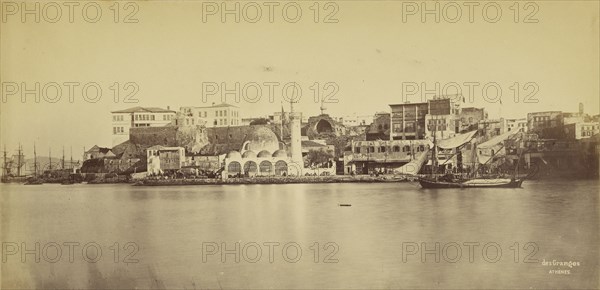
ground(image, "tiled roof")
xmin=191 ymin=103 xmax=238 ymax=109
xmin=111 ymin=106 xmax=175 ymax=113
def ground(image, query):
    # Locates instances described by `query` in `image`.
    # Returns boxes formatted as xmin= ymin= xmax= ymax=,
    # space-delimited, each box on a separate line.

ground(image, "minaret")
xmin=289 ymin=100 xmax=303 ymax=172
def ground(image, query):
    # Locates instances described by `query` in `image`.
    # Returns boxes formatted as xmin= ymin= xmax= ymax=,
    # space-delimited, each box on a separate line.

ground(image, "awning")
xmin=478 ymin=130 xmax=519 ymax=149
xmin=436 ymin=130 xmax=477 ymax=149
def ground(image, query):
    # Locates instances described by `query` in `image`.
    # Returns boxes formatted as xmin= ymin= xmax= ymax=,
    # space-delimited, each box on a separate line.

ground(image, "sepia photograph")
xmin=0 ymin=0 xmax=599 ymax=289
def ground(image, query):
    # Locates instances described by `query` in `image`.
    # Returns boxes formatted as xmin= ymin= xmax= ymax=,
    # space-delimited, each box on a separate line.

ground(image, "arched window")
xmin=393 ymin=146 xmax=400 ymax=152
xmin=228 ymin=161 xmax=241 ymax=174
xmin=418 ymin=145 xmax=425 ymax=152
xmin=403 ymin=145 xmax=410 ymax=152
xmin=259 ymin=160 xmax=273 ymax=175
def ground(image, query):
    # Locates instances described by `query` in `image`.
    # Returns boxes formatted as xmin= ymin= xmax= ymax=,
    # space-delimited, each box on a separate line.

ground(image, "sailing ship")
xmin=24 ymin=143 xmax=43 ymax=185
xmin=418 ymin=125 xmax=524 ymax=189
xmin=1 ymin=144 xmax=28 ymax=183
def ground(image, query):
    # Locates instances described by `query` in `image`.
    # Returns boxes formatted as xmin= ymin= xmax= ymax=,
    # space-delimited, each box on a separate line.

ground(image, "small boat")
xmin=419 ymin=126 xmax=525 ymax=189
xmin=419 ymin=177 xmax=523 ymax=188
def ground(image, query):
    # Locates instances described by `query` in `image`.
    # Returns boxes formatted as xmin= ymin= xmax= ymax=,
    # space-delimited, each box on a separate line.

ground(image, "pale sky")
xmin=1 ymin=1 xmax=599 ymax=157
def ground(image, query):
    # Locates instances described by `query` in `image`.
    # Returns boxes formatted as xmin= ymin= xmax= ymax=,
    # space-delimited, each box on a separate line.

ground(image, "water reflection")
xmin=1 ymin=180 xmax=598 ymax=289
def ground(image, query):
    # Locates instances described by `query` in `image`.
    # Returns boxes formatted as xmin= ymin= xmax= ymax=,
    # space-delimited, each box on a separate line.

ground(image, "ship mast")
xmin=62 ymin=146 xmax=65 ymax=170
xmin=17 ymin=143 xmax=22 ymax=176
xmin=34 ymin=143 xmax=37 ymax=177
xmin=70 ymin=146 xmax=73 ymax=170
xmin=2 ymin=145 xmax=7 ymax=177
xmin=49 ymin=147 xmax=52 ymax=171
xmin=431 ymin=115 xmax=438 ymax=179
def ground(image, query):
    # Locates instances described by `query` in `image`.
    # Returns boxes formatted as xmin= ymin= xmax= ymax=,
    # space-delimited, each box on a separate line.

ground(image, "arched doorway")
xmin=316 ymin=119 xmax=334 ymax=134
xmin=275 ymin=160 xmax=288 ymax=176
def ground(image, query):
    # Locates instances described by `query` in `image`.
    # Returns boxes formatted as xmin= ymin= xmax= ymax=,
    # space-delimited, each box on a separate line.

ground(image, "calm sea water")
xmin=1 ymin=180 xmax=598 ymax=289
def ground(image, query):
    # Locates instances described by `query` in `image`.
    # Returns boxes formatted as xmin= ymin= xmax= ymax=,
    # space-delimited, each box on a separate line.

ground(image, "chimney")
xmin=579 ymin=103 xmax=584 ymax=115
xmin=167 ymin=106 xmax=170 ymax=110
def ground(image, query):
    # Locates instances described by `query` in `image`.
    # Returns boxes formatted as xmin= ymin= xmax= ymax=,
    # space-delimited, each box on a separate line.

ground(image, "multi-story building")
xmin=146 ymin=146 xmax=186 ymax=175
xmin=564 ymin=122 xmax=600 ymax=140
xmin=390 ymin=97 xmax=462 ymax=140
xmin=527 ymin=111 xmax=564 ymax=138
xmin=504 ymin=118 xmax=527 ymax=133
xmin=459 ymin=107 xmax=487 ymax=132
xmin=111 ymin=106 xmax=176 ymax=146
xmin=366 ymin=112 xmax=391 ymax=141
xmin=345 ymin=139 xmax=431 ymax=174
xmin=478 ymin=119 xmax=505 ymax=139
xmin=424 ymin=97 xmax=461 ymax=140
xmin=179 ymin=103 xmax=241 ymax=128
xmin=389 ymin=102 xmax=429 ymax=140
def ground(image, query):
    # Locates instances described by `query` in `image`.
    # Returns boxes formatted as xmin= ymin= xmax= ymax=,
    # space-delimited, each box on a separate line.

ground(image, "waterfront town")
xmin=2 ymin=96 xmax=599 ymax=184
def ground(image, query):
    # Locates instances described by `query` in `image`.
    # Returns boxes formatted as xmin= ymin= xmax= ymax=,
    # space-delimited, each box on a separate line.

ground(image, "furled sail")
xmin=477 ymin=130 xmax=520 ymax=164
xmin=436 ymin=130 xmax=477 ymax=149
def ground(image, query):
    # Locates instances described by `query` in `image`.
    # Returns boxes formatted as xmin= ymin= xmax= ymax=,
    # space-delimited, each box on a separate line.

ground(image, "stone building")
xmin=111 ymin=106 xmax=176 ymax=146
xmin=345 ymin=139 xmax=430 ymax=175
xmin=179 ymin=102 xmax=241 ymax=127
xmin=389 ymin=102 xmax=428 ymax=140
xmin=304 ymin=114 xmax=346 ymax=139
xmin=223 ymin=126 xmax=301 ymax=177
xmin=527 ymin=111 xmax=564 ymax=138
xmin=564 ymin=122 xmax=600 ymax=140
xmin=146 ymin=146 xmax=185 ymax=175
xmin=366 ymin=112 xmax=390 ymax=141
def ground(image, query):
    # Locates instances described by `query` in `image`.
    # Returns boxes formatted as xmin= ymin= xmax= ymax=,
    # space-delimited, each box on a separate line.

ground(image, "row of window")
xmin=134 ymin=124 xmax=150 ymax=127
xmin=355 ymin=145 xmax=426 ymax=154
xmin=112 ymin=115 xmax=125 ymax=122
xmin=533 ymin=116 xmax=552 ymax=122
xmin=135 ymin=114 xmax=155 ymax=121
xmin=215 ymin=118 xmax=239 ymax=126
xmin=216 ymin=110 xmax=238 ymax=117
xmin=113 ymin=127 xmax=125 ymax=134
xmin=580 ymin=131 xmax=596 ymax=137
xmin=581 ymin=125 xmax=598 ymax=130
xmin=163 ymin=115 xmax=174 ymax=121
xmin=508 ymin=123 xmax=526 ymax=127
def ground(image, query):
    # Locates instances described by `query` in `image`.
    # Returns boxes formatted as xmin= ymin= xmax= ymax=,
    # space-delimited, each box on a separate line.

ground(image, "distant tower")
xmin=289 ymin=100 xmax=303 ymax=172
xmin=579 ymin=102 xmax=584 ymax=115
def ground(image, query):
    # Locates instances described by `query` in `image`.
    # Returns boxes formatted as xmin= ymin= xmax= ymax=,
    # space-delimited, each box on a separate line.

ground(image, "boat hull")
xmin=419 ymin=178 xmax=523 ymax=188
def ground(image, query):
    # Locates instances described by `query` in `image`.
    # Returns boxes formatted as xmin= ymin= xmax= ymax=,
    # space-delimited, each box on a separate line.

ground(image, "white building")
xmin=146 ymin=146 xmax=186 ymax=175
xmin=179 ymin=103 xmax=241 ymax=128
xmin=504 ymin=118 xmax=527 ymax=133
xmin=111 ymin=106 xmax=176 ymax=146
xmin=565 ymin=122 xmax=600 ymax=140
xmin=424 ymin=97 xmax=461 ymax=140
xmin=338 ymin=113 xmax=373 ymax=127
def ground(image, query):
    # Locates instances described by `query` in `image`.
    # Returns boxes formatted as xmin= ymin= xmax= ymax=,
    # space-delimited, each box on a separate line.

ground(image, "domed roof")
xmin=242 ymin=126 xmax=280 ymax=153
xmin=242 ymin=150 xmax=256 ymax=158
xmin=226 ymin=150 xmax=241 ymax=159
xmin=257 ymin=150 xmax=272 ymax=158
xmin=272 ymin=149 xmax=288 ymax=158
